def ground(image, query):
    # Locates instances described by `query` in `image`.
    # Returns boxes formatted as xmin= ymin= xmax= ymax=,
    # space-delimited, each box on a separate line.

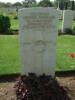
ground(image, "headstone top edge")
xmin=63 ymin=10 xmax=73 ymax=12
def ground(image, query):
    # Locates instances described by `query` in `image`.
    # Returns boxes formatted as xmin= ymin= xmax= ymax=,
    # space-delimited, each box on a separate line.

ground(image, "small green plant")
xmin=0 ymin=14 xmax=11 ymax=34
xmin=64 ymin=28 xmax=73 ymax=35
xmin=13 ymin=11 xmax=18 ymax=20
xmin=59 ymin=15 xmax=63 ymax=20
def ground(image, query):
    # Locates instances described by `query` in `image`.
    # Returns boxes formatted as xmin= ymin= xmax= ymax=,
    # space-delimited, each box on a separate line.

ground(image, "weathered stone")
xmin=18 ymin=7 xmax=59 ymax=77
xmin=62 ymin=10 xmax=73 ymax=32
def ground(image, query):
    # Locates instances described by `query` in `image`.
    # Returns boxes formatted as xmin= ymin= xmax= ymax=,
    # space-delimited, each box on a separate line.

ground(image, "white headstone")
xmin=18 ymin=7 xmax=59 ymax=77
xmin=62 ymin=10 xmax=73 ymax=32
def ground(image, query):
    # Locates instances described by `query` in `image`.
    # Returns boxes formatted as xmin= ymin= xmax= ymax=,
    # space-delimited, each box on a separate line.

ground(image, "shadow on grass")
xmin=55 ymin=70 xmax=75 ymax=77
xmin=0 ymin=74 xmax=20 ymax=83
xmin=0 ymin=70 xmax=75 ymax=83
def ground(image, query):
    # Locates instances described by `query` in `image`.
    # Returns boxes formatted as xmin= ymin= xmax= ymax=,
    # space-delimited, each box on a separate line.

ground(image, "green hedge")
xmin=0 ymin=15 xmax=11 ymax=34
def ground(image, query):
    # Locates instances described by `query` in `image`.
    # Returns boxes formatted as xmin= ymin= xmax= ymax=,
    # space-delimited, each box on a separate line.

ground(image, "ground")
xmin=57 ymin=77 xmax=75 ymax=100
xmin=0 ymin=82 xmax=16 ymax=100
xmin=0 ymin=73 xmax=75 ymax=100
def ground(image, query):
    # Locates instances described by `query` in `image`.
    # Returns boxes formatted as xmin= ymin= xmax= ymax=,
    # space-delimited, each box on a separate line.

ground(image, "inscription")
xmin=22 ymin=13 xmax=55 ymax=30
xmin=22 ymin=40 xmax=56 ymax=47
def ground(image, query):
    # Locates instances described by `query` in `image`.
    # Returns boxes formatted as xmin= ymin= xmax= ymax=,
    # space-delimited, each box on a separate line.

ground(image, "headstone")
xmin=18 ymin=7 xmax=59 ymax=77
xmin=58 ymin=10 xmax=63 ymax=16
xmin=62 ymin=10 xmax=73 ymax=32
xmin=73 ymin=11 xmax=75 ymax=20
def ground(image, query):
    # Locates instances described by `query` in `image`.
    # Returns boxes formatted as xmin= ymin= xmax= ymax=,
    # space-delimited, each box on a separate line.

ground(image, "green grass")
xmin=0 ymin=35 xmax=20 ymax=75
xmin=7 ymin=13 xmax=19 ymax=30
xmin=56 ymin=35 xmax=75 ymax=71
xmin=59 ymin=20 xmax=62 ymax=30
xmin=73 ymin=20 xmax=75 ymax=30
xmin=0 ymin=35 xmax=75 ymax=75
xmin=10 ymin=19 xmax=19 ymax=30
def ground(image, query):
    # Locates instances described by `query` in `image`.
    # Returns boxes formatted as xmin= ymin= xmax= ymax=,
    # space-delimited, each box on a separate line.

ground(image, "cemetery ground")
xmin=0 ymin=11 xmax=75 ymax=100
xmin=0 ymin=35 xmax=75 ymax=99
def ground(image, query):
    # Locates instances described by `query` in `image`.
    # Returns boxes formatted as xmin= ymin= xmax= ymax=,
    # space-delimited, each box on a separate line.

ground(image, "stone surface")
xmin=62 ymin=10 xmax=73 ymax=32
xmin=73 ymin=11 xmax=75 ymax=20
xmin=58 ymin=10 xmax=63 ymax=16
xmin=18 ymin=7 xmax=59 ymax=77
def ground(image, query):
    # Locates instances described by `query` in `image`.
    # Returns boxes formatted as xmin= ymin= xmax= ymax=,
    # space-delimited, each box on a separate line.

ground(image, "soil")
xmin=0 ymin=72 xmax=75 ymax=100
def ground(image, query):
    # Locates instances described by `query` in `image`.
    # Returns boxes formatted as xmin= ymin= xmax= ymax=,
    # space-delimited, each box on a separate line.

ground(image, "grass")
xmin=59 ymin=20 xmax=62 ymax=30
xmin=7 ymin=13 xmax=19 ymax=30
xmin=0 ymin=35 xmax=20 ymax=75
xmin=0 ymin=35 xmax=75 ymax=75
xmin=56 ymin=35 xmax=75 ymax=71
xmin=10 ymin=19 xmax=19 ymax=30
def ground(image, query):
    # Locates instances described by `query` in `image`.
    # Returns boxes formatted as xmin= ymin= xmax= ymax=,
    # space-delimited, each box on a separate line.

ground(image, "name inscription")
xmin=22 ymin=12 xmax=55 ymax=30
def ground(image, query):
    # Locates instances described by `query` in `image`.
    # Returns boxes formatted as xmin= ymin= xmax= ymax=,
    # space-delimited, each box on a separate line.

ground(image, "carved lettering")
xmin=22 ymin=13 xmax=55 ymax=30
